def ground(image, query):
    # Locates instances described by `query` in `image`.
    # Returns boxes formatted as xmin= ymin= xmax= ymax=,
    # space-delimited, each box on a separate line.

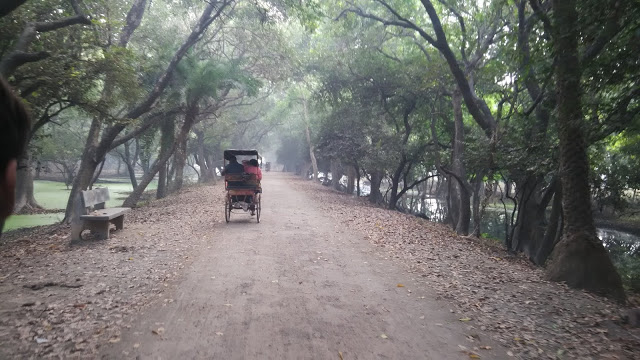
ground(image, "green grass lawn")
xmin=3 ymin=213 xmax=65 ymax=231
xmin=4 ymin=177 xmax=157 ymax=231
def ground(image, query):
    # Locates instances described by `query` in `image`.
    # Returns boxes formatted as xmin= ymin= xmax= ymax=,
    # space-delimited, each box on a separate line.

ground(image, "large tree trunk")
xmin=451 ymin=89 xmax=470 ymax=235
xmin=346 ymin=166 xmax=355 ymax=195
xmin=13 ymin=152 xmax=41 ymax=213
xmin=64 ymin=114 xmax=103 ymax=221
xmin=330 ymin=159 xmax=343 ymax=191
xmin=369 ymin=170 xmax=383 ymax=204
xmin=156 ymin=116 xmax=174 ymax=199
xmin=171 ymin=137 xmax=189 ymax=192
xmin=546 ymin=0 xmax=625 ymax=302
xmin=511 ymin=176 xmax=545 ymax=254
xmin=204 ymin=152 xmax=217 ymax=184
xmin=171 ymin=104 xmax=198 ymax=193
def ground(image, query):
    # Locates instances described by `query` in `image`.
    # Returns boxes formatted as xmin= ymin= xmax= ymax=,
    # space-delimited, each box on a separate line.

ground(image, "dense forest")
xmin=2 ymin=0 xmax=639 ymax=301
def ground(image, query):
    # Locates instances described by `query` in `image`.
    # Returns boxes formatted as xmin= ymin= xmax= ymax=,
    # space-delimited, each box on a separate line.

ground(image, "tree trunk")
xmin=204 ymin=152 xmax=217 ymax=184
xmin=330 ymin=159 xmax=343 ymax=191
xmin=471 ymin=170 xmax=486 ymax=237
xmin=156 ymin=162 xmax=167 ymax=200
xmin=534 ymin=182 xmax=563 ymax=265
xmin=171 ymin=136 xmax=188 ymax=192
xmin=137 ymin=138 xmax=151 ymax=176
xmin=451 ymin=89 xmax=470 ymax=235
xmin=346 ymin=166 xmax=355 ymax=195
xmin=355 ymin=163 xmax=361 ymax=196
xmin=171 ymin=103 xmax=198 ymax=193
xmin=125 ymin=113 xmax=193 ymax=207
xmin=511 ymin=176 xmax=545 ymax=254
xmin=122 ymin=140 xmax=138 ymax=188
xmin=194 ymin=128 xmax=213 ymax=182
xmin=388 ymin=156 xmax=406 ymax=211
xmin=90 ymin=158 xmax=106 ymax=188
xmin=123 ymin=144 xmax=176 ymax=208
xmin=302 ymin=98 xmax=318 ymax=181
xmin=13 ymin=152 xmax=41 ymax=213
xmin=546 ymin=0 xmax=625 ymax=302
xmin=156 ymin=116 xmax=174 ymax=199
xmin=369 ymin=170 xmax=383 ymax=204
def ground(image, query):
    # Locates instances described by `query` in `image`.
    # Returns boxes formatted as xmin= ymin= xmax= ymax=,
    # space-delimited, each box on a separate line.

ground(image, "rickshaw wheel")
xmin=225 ymin=195 xmax=231 ymax=223
xmin=256 ymin=194 xmax=261 ymax=223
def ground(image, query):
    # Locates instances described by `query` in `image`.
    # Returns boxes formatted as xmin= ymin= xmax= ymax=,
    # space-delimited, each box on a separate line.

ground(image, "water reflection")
xmin=599 ymin=228 xmax=640 ymax=257
xmin=403 ymin=195 xmax=640 ymax=259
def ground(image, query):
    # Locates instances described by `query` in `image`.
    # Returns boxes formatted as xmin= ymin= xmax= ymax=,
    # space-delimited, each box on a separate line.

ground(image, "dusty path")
xmin=103 ymin=173 xmax=505 ymax=359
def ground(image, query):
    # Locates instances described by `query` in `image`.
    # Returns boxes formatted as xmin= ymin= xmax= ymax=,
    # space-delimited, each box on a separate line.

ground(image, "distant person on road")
xmin=0 ymin=77 xmax=31 ymax=235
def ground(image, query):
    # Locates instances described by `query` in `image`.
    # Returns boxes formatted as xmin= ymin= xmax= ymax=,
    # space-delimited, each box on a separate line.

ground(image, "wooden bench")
xmin=70 ymin=188 xmax=130 ymax=241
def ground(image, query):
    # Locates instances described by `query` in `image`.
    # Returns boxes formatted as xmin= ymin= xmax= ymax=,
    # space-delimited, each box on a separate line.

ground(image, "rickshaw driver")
xmin=221 ymin=155 xmax=244 ymax=177
xmin=221 ymin=155 xmax=244 ymax=206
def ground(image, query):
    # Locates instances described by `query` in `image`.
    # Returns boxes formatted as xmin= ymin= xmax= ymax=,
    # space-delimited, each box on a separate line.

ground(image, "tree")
xmin=65 ymin=0 xmax=234 ymax=220
xmin=544 ymin=0 xmax=625 ymax=302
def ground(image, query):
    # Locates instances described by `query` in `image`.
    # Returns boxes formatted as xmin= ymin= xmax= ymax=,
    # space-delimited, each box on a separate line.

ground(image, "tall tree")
xmin=64 ymin=0 xmax=234 ymax=220
xmin=544 ymin=0 xmax=625 ymax=302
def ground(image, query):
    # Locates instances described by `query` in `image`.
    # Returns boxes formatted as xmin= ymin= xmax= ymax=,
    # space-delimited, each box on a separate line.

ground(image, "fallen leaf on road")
xmin=397 ymin=284 xmax=404 ymax=287
xmin=380 ymin=334 xmax=388 ymax=339
xmin=459 ymin=318 xmax=472 ymax=322
xmin=479 ymin=346 xmax=492 ymax=350
xmin=338 ymin=351 xmax=344 ymax=360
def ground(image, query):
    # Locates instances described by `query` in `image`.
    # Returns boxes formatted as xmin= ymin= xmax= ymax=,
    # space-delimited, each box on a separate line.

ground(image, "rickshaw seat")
xmin=225 ymin=173 xmax=261 ymax=191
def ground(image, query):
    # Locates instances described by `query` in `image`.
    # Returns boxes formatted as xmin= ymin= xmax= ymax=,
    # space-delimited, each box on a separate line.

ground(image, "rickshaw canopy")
xmin=224 ymin=149 xmax=260 ymax=160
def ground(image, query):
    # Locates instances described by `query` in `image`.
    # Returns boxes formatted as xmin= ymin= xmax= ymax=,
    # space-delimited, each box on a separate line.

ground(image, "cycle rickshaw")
xmin=223 ymin=149 xmax=262 ymax=223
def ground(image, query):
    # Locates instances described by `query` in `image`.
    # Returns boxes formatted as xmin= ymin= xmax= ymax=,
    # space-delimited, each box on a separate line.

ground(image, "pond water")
xmin=403 ymin=195 xmax=640 ymax=260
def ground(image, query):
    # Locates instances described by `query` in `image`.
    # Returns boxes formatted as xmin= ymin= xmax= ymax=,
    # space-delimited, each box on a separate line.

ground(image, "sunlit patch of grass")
xmin=4 ymin=213 xmax=65 ymax=231
xmin=7 ymin=177 xmax=158 ymax=231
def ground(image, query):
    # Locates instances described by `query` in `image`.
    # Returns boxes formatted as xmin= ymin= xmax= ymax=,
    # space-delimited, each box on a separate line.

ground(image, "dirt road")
xmin=102 ymin=173 xmax=505 ymax=359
